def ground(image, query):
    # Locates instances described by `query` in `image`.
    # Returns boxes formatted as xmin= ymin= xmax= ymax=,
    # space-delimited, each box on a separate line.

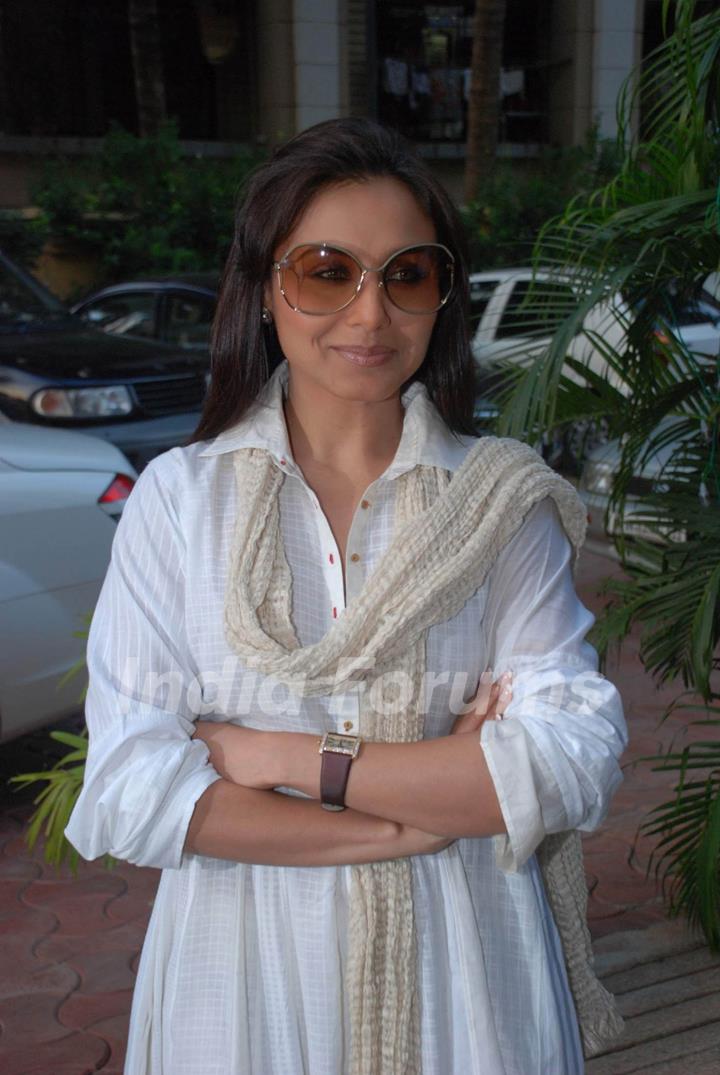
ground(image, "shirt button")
xmin=361 ymin=499 xmax=370 ymax=509
xmin=350 ymin=553 xmax=360 ymax=563
xmin=343 ymin=720 xmax=354 ymax=732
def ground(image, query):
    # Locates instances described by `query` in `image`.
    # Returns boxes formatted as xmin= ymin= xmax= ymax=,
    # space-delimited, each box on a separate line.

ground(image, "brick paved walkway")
xmin=0 ymin=546 xmax=717 ymax=1073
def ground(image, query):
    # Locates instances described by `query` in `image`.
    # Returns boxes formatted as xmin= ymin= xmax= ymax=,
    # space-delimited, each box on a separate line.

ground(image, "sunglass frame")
xmin=271 ymin=241 xmax=455 ymax=315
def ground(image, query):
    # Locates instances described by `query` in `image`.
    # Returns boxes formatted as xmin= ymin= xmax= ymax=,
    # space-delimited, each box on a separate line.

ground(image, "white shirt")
xmin=66 ymin=362 xmax=627 ymax=1075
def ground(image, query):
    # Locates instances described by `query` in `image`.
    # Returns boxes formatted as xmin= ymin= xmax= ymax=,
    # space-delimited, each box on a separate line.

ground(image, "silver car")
xmin=578 ymin=420 xmax=690 ymax=555
xmin=0 ymin=421 xmax=136 ymax=741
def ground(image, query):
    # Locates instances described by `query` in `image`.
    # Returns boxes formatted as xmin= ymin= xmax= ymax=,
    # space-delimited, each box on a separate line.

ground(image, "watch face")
xmin=324 ymin=733 xmax=360 ymax=756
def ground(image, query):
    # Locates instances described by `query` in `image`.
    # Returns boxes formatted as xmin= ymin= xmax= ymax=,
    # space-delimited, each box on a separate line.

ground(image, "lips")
xmin=332 ymin=346 xmax=394 ymax=368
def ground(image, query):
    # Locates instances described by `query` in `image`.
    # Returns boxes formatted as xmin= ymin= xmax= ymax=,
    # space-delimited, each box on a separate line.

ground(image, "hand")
xmin=192 ymin=722 xmax=283 ymax=789
xmin=450 ymin=669 xmax=512 ymax=736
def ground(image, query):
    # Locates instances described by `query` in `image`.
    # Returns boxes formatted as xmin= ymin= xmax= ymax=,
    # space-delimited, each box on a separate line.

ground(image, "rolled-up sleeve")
xmin=64 ymin=454 xmax=221 ymax=870
xmin=479 ymin=497 xmax=627 ymax=872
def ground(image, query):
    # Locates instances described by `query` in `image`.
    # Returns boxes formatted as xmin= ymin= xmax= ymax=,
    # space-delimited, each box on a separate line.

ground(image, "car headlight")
xmin=581 ymin=460 xmax=614 ymax=494
xmin=31 ymin=385 xmax=134 ymax=419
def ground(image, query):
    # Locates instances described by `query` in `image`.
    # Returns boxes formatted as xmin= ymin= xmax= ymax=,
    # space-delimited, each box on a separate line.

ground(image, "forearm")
xmin=185 ymin=777 xmax=420 ymax=867
xmin=287 ymin=734 xmax=506 ymax=839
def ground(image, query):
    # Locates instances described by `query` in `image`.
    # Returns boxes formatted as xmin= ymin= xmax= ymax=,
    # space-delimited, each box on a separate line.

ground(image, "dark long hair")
xmin=189 ymin=118 xmax=476 ymax=444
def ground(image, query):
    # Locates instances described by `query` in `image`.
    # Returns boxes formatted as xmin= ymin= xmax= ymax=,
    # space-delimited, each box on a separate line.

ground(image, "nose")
xmin=346 ymin=269 xmax=392 ymax=329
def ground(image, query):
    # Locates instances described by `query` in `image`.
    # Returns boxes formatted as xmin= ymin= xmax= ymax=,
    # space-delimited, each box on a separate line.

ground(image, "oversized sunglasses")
xmin=271 ymin=242 xmax=455 ymax=316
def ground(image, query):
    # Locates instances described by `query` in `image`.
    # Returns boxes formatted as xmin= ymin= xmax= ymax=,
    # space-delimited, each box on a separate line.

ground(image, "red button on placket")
xmin=332 ymin=607 xmax=338 ymax=619
xmin=329 ymin=553 xmax=334 ymax=565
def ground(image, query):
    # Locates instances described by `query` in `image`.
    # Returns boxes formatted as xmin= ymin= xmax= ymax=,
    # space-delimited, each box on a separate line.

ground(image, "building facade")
xmin=0 ymin=0 xmax=656 ymax=209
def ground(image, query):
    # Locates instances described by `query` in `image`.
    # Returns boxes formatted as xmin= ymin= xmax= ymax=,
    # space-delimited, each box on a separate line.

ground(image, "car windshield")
xmin=628 ymin=286 xmax=720 ymax=328
xmin=0 ymin=259 xmax=71 ymax=330
xmin=666 ymin=289 xmax=720 ymax=327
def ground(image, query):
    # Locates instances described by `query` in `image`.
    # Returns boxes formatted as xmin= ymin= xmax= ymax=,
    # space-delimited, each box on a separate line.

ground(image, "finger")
xmin=494 ymin=685 xmax=513 ymax=720
xmin=486 ymin=672 xmax=513 ymax=721
xmin=469 ymin=667 xmax=494 ymax=716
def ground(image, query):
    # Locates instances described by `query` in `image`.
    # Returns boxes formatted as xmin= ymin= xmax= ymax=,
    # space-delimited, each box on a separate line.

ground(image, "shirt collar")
xmin=198 ymin=360 xmax=471 ymax=476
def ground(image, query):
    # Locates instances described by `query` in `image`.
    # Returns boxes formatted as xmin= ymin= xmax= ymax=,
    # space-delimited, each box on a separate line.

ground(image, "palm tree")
xmin=464 ymin=0 xmax=507 ymax=203
xmin=492 ymin=0 xmax=720 ymax=947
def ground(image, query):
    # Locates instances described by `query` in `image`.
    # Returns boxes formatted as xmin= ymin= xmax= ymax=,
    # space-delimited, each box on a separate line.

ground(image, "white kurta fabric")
xmin=66 ymin=362 xmax=627 ymax=1075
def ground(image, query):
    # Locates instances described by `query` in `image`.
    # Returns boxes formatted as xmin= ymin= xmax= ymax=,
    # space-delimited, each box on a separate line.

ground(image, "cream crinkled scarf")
xmin=224 ymin=434 xmax=623 ymax=1072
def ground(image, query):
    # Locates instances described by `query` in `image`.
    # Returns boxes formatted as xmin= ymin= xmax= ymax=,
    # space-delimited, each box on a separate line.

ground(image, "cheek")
xmin=405 ymin=315 xmax=437 ymax=357
xmin=274 ymin=309 xmax=337 ymax=359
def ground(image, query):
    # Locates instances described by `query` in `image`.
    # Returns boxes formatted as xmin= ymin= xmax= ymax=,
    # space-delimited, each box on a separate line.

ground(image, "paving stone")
xmin=0 ymin=879 xmax=28 ymax=920
xmin=22 ymin=873 xmax=127 ymax=934
xmin=0 ymin=957 xmax=77 ymax=1001
xmin=105 ymin=885 xmax=156 ymax=925
xmin=0 ymin=855 xmax=41 ymax=882
xmin=86 ymin=1012 xmax=130 ymax=1071
xmin=603 ymin=945 xmax=720 ymax=994
xmin=586 ymin=1020 xmax=720 ymax=1074
xmin=613 ymin=964 xmax=720 ymax=1018
xmin=588 ymin=898 xmax=627 ymax=922
xmin=591 ymin=905 xmax=669 ymax=938
xmin=35 ymin=918 xmax=146 ymax=963
xmin=0 ymin=1030 xmax=109 ymax=1074
xmin=594 ymin=868 xmax=658 ymax=901
xmin=0 ymin=905 xmax=57 ymax=950
xmin=0 ymin=990 xmax=71 ymax=1042
xmin=1 ymin=834 xmax=37 ymax=861
xmin=59 ymin=988 xmax=134 ymax=1031
xmin=629 ymin=1046 xmax=720 ymax=1074
xmin=609 ymin=991 xmax=719 ymax=1048
xmin=594 ymin=921 xmax=705 ymax=977
xmin=61 ymin=947 xmax=137 ymax=995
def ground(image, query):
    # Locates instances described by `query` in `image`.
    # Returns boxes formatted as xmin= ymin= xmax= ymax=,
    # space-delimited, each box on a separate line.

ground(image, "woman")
xmin=65 ymin=118 xmax=627 ymax=1075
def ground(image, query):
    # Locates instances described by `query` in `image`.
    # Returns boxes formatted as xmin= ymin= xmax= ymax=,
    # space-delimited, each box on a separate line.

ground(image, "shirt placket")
xmin=303 ymin=475 xmax=377 ymax=736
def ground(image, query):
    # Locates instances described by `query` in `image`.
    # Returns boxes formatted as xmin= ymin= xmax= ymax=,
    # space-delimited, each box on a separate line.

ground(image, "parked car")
xmin=578 ymin=420 xmax=690 ymax=553
xmin=0 ymin=252 xmax=210 ymax=472
xmin=0 ymin=419 xmax=136 ymax=741
xmin=71 ymin=274 xmax=217 ymax=351
xmin=470 ymin=268 xmax=720 ymax=381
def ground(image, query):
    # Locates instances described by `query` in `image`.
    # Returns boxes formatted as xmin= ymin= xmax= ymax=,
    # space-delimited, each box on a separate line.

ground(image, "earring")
xmin=261 ymin=307 xmax=273 ymax=324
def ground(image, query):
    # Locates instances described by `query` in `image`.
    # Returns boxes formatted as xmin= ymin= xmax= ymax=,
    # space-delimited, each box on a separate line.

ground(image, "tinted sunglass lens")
xmin=281 ymin=246 xmax=360 ymax=313
xmin=384 ymin=246 xmax=453 ymax=313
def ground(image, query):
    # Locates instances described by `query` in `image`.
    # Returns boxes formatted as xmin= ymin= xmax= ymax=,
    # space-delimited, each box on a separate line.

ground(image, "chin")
xmin=323 ymin=365 xmax=414 ymax=404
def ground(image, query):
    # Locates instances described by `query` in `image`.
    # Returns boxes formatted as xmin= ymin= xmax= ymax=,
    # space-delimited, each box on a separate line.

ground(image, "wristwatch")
xmin=318 ymin=731 xmax=362 ymax=811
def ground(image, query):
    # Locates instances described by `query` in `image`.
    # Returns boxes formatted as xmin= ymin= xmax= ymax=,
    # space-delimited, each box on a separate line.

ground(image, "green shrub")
xmin=0 ymin=210 xmax=49 ymax=267
xmin=462 ymin=132 xmax=621 ymax=270
xmin=31 ymin=121 xmax=264 ymax=282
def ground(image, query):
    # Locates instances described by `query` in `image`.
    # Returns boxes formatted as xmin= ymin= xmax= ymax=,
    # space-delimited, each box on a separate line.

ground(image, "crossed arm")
xmin=185 ymin=674 xmax=510 ymax=866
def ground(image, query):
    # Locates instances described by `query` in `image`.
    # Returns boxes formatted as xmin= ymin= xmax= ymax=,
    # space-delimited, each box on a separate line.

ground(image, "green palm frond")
xmin=9 ymin=728 xmax=102 ymax=872
xmin=493 ymin=0 xmax=720 ymax=948
xmin=638 ymin=736 xmax=720 ymax=950
xmin=9 ymin=616 xmax=106 ymax=872
xmin=10 ymin=727 xmax=115 ymax=873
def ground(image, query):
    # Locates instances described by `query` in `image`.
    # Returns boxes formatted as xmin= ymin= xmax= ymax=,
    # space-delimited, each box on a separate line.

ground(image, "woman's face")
xmin=264 ymin=177 xmax=441 ymax=407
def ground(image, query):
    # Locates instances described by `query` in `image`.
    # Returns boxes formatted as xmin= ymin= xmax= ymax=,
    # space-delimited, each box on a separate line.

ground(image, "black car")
xmin=71 ymin=274 xmax=217 ymax=351
xmin=0 ymin=252 xmax=210 ymax=472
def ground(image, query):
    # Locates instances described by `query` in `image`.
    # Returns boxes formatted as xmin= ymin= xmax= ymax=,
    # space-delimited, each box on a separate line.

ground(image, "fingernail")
xmin=499 ymin=688 xmax=512 ymax=702
xmin=499 ymin=670 xmax=513 ymax=683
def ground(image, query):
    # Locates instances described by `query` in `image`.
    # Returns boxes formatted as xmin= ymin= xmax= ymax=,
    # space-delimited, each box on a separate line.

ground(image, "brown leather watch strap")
xmin=320 ymin=749 xmax=354 ymax=811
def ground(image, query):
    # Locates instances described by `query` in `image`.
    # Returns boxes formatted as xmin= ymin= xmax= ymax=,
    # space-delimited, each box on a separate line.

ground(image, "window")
xmin=165 ymin=292 xmax=215 ymax=349
xmin=496 ymin=279 xmax=576 ymax=339
xmin=79 ymin=293 xmax=157 ymax=339
xmin=469 ymin=278 xmax=499 ymax=323
xmin=374 ymin=0 xmax=549 ymax=149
